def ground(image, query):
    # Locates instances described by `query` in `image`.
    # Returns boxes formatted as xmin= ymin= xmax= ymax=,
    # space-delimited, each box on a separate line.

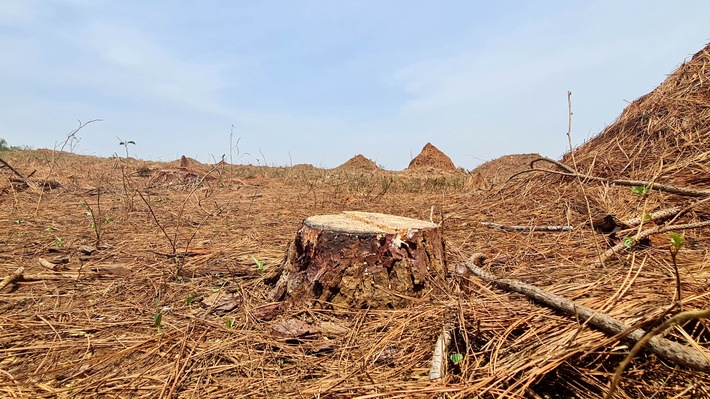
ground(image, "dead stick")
xmin=621 ymin=206 xmax=681 ymax=228
xmin=463 ymin=259 xmax=710 ymax=372
xmin=601 ymin=219 xmax=710 ymax=263
xmin=510 ymin=157 xmax=710 ymax=198
xmin=0 ymin=157 xmax=25 ymax=179
xmin=428 ymin=322 xmax=453 ymax=380
xmin=605 ymin=309 xmax=710 ymax=399
xmin=0 ymin=266 xmax=25 ymax=291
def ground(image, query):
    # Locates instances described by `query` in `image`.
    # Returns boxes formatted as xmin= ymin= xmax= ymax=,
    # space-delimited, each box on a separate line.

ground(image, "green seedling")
xmin=54 ymin=237 xmax=64 ymax=247
xmin=225 ymin=318 xmax=235 ymax=329
xmin=153 ymin=299 xmax=163 ymax=333
xmin=449 ymin=353 xmax=464 ymax=364
xmin=13 ymin=220 xmax=23 ymax=225
xmin=669 ymin=232 xmax=684 ymax=250
xmin=622 ymin=237 xmax=634 ymax=250
xmin=669 ymin=232 xmax=685 ymax=309
xmin=630 ymin=185 xmax=650 ymax=196
xmin=117 ymin=137 xmax=136 ymax=159
xmin=252 ymin=257 xmax=266 ymax=273
xmin=186 ymin=293 xmax=196 ymax=305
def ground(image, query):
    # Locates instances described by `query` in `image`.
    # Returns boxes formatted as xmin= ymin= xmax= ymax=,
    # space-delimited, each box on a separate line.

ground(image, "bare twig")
xmin=463 ymin=257 xmax=710 ymax=372
xmin=0 ymin=266 xmax=25 ymax=291
xmin=0 ymin=157 xmax=25 ymax=179
xmin=604 ymin=309 xmax=710 ymax=399
xmin=600 ymin=220 xmax=710 ymax=263
xmin=510 ymin=157 xmax=710 ymax=198
xmin=34 ymin=119 xmax=101 ymax=216
xmin=429 ymin=322 xmax=453 ymax=380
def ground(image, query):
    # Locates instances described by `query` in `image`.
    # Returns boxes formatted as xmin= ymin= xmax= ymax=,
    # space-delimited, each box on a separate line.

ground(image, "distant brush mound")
xmin=407 ymin=143 xmax=456 ymax=171
xmin=336 ymin=154 xmax=381 ymax=172
xmin=566 ymin=43 xmax=710 ymax=187
xmin=468 ymin=153 xmax=541 ymax=189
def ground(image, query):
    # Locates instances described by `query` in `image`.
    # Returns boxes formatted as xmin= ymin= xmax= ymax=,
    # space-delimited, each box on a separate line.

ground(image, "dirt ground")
xmin=1 ymin=146 xmax=708 ymax=398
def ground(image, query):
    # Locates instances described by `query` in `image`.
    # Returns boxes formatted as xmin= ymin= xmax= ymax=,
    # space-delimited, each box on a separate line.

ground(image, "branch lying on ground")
xmin=600 ymin=220 xmax=710 ymax=264
xmin=509 ymin=157 xmax=710 ymax=198
xmin=462 ymin=257 xmax=710 ymax=373
xmin=0 ymin=157 xmax=25 ymax=179
xmin=605 ymin=309 xmax=710 ymax=399
xmin=621 ymin=206 xmax=681 ymax=228
xmin=479 ymin=222 xmax=573 ymax=232
xmin=428 ymin=322 xmax=453 ymax=380
xmin=0 ymin=266 xmax=25 ymax=291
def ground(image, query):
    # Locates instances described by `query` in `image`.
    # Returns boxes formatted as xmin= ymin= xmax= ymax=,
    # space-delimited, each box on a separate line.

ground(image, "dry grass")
xmin=2 ymin=43 xmax=710 ymax=399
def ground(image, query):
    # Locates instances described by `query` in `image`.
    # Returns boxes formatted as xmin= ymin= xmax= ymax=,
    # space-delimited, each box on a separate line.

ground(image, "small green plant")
xmin=252 ymin=257 xmax=266 ymax=273
xmin=186 ymin=293 xmax=196 ymax=305
xmin=13 ymin=219 xmax=23 ymax=225
xmin=622 ymin=237 xmax=634 ymax=250
xmin=630 ymin=185 xmax=650 ymax=196
xmin=152 ymin=299 xmax=163 ymax=333
xmin=117 ymin=137 xmax=136 ymax=159
xmin=669 ymin=232 xmax=684 ymax=309
xmin=449 ymin=353 xmax=463 ymax=364
xmin=225 ymin=318 xmax=235 ymax=329
xmin=54 ymin=237 xmax=64 ymax=247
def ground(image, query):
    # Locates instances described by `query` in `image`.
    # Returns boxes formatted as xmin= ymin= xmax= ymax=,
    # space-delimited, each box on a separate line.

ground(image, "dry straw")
xmin=1 ymin=43 xmax=710 ymax=398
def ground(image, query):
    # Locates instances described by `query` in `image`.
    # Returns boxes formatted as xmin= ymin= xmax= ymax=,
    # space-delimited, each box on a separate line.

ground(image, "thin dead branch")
xmin=463 ymin=257 xmax=710 ymax=373
xmin=510 ymin=157 xmax=710 ymax=198
xmin=605 ymin=309 xmax=710 ymax=399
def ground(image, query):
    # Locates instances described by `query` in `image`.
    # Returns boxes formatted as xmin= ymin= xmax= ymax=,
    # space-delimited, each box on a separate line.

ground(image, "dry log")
xmin=270 ymin=211 xmax=447 ymax=309
xmin=463 ymin=258 xmax=710 ymax=372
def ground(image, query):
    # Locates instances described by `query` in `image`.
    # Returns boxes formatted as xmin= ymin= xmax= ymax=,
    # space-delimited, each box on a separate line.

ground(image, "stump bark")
xmin=270 ymin=211 xmax=447 ymax=309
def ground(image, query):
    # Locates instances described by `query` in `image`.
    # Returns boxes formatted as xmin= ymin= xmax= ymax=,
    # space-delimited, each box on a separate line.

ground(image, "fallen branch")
xmin=463 ymin=258 xmax=710 ymax=372
xmin=479 ymin=222 xmax=572 ymax=232
xmin=428 ymin=322 xmax=453 ymax=380
xmin=0 ymin=157 xmax=25 ymax=179
xmin=605 ymin=309 xmax=710 ymax=399
xmin=0 ymin=266 xmax=25 ymax=291
xmin=600 ymin=219 xmax=710 ymax=264
xmin=509 ymin=157 xmax=710 ymax=198
xmin=620 ymin=206 xmax=681 ymax=228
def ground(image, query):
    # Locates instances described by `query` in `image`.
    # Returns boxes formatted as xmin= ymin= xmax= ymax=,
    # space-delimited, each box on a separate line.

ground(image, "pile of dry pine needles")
xmin=1 ymin=44 xmax=710 ymax=399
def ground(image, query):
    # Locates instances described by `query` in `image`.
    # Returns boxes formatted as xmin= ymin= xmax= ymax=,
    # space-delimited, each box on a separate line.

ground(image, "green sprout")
xmin=252 ymin=257 xmax=266 ymax=273
xmin=630 ymin=185 xmax=650 ymax=196
xmin=449 ymin=353 xmax=464 ymax=364
xmin=186 ymin=293 xmax=196 ymax=305
xmin=669 ymin=232 xmax=684 ymax=250
xmin=153 ymin=299 xmax=163 ymax=333
xmin=622 ymin=237 xmax=634 ymax=250
xmin=117 ymin=137 xmax=136 ymax=159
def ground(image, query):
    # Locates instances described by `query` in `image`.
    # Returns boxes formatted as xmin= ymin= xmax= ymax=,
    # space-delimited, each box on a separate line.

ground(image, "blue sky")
xmin=1 ymin=1 xmax=709 ymax=170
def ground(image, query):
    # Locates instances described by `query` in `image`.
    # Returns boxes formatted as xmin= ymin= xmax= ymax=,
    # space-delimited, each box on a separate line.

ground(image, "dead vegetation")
xmin=1 ymin=44 xmax=710 ymax=398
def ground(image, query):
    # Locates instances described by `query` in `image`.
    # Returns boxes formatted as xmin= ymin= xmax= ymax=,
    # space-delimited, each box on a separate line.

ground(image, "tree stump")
xmin=270 ymin=211 xmax=447 ymax=309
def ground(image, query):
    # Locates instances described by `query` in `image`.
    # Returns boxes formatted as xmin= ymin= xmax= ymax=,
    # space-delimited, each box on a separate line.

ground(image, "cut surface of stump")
xmin=270 ymin=211 xmax=447 ymax=309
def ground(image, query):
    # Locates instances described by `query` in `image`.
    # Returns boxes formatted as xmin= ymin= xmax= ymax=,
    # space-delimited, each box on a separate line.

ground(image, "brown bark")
xmin=270 ymin=211 xmax=447 ymax=309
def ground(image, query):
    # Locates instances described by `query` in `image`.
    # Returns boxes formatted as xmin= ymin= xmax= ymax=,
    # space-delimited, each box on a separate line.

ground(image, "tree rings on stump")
xmin=270 ymin=211 xmax=447 ymax=309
